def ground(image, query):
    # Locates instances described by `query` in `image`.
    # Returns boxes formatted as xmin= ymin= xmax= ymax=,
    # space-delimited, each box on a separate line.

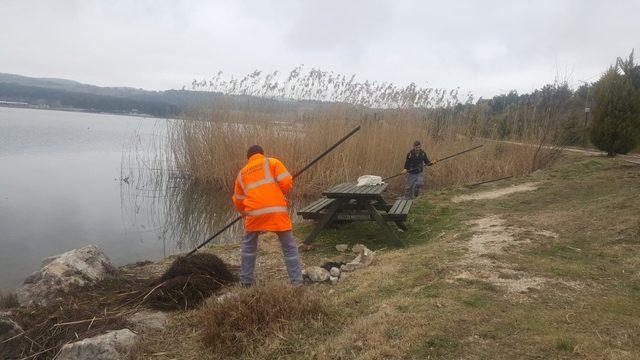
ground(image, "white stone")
xmin=17 ymin=245 xmax=117 ymax=307
xmin=305 ymin=266 xmax=330 ymax=282
xmin=216 ymin=292 xmax=238 ymax=304
xmin=0 ymin=315 xmax=22 ymax=342
xmin=329 ymin=276 xmax=339 ymax=285
xmin=129 ymin=310 xmax=168 ymax=332
xmin=330 ymin=267 xmax=341 ymax=277
xmin=56 ymin=329 xmax=137 ymax=360
xmin=335 ymin=244 xmax=349 ymax=252
xmin=341 ymin=246 xmax=375 ymax=272
xmin=351 ymin=244 xmax=367 ymax=254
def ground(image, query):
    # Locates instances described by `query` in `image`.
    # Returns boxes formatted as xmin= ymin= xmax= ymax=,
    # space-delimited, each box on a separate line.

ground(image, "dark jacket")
xmin=404 ymin=149 xmax=430 ymax=174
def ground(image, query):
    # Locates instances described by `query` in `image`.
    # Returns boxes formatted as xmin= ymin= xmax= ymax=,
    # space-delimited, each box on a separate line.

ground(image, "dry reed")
xmin=168 ymin=104 xmax=561 ymax=198
xmin=168 ymin=67 xmax=565 ymax=198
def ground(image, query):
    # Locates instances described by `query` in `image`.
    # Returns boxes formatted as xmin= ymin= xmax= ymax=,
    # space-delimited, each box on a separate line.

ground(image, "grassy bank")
xmin=131 ymin=156 xmax=640 ymax=359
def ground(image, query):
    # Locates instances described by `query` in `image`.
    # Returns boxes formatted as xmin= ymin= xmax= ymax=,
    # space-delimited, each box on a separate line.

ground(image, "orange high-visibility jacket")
xmin=232 ymin=154 xmax=293 ymax=232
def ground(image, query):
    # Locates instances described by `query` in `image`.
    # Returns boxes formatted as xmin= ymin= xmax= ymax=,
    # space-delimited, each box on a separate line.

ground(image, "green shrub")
xmin=590 ymin=52 xmax=640 ymax=155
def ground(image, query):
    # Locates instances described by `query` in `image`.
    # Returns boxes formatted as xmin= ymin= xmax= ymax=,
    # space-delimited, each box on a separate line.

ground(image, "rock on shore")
xmin=16 ymin=245 xmax=117 ymax=306
xmin=56 ymin=329 xmax=137 ymax=360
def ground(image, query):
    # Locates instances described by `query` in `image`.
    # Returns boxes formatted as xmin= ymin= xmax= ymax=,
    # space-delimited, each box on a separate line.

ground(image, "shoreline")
xmin=0 ymin=103 xmax=171 ymax=119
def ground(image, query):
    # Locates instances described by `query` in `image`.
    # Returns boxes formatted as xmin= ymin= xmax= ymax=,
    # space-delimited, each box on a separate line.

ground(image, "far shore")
xmin=0 ymin=103 xmax=169 ymax=119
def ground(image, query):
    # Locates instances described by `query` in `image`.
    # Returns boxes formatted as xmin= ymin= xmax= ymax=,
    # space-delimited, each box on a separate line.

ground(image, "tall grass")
xmin=169 ymin=82 xmax=562 ymax=198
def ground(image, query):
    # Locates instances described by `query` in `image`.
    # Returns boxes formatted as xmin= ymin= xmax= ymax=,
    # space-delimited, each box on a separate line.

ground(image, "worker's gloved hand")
xmin=429 ymin=159 xmax=438 ymax=166
xmin=401 ymin=169 xmax=408 ymax=174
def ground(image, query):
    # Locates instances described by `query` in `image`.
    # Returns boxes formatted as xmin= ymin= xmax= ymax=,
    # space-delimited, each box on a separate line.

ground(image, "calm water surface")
xmin=0 ymin=107 xmax=233 ymax=290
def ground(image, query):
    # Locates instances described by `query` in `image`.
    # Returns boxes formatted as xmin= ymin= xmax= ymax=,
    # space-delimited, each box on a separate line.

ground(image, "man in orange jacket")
xmin=232 ymin=145 xmax=303 ymax=287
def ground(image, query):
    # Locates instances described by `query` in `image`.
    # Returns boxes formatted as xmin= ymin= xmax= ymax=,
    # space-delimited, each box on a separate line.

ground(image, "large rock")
xmin=0 ymin=314 xmax=22 ymax=342
xmin=305 ymin=266 xmax=330 ymax=282
xmin=17 ymin=245 xmax=117 ymax=306
xmin=57 ymin=329 xmax=137 ymax=360
xmin=129 ymin=310 xmax=168 ymax=332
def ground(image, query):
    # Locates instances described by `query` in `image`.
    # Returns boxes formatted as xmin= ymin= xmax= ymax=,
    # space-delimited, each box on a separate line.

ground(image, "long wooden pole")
xmin=383 ymin=144 xmax=483 ymax=182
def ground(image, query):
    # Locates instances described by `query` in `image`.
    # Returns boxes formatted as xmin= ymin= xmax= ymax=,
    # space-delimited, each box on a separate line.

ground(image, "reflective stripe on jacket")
xmin=232 ymin=154 xmax=293 ymax=232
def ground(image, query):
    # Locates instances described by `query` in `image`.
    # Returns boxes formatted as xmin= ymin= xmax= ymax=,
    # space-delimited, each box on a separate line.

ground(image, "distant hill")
xmin=0 ymin=73 xmax=227 ymax=117
xmin=0 ymin=73 xmax=328 ymax=117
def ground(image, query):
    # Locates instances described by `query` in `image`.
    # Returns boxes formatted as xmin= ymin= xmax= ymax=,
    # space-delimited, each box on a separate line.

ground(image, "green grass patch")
xmin=419 ymin=283 xmax=442 ymax=298
xmin=412 ymin=336 xmax=460 ymax=357
xmin=456 ymin=278 xmax=499 ymax=292
xmin=460 ymin=296 xmax=489 ymax=308
xmin=295 ymin=197 xmax=463 ymax=257
xmin=554 ymin=337 xmax=576 ymax=352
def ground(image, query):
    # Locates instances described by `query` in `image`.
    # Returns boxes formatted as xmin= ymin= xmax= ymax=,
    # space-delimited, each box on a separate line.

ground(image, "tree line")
xmin=460 ymin=51 xmax=639 ymax=154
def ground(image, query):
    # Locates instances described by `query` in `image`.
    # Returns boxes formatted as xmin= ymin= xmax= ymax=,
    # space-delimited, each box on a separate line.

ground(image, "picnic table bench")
xmin=297 ymin=182 xmax=412 ymax=247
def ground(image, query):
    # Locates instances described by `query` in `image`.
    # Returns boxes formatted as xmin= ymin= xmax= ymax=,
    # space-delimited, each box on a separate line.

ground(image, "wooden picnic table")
xmin=297 ymin=182 xmax=413 ymax=247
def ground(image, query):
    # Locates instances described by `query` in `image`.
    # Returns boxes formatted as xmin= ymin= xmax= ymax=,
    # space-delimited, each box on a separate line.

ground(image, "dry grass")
xmin=126 ymin=157 xmax=640 ymax=359
xmin=3 ymin=278 xmax=139 ymax=359
xmin=168 ymin=105 xmax=561 ymax=197
xmin=198 ymin=282 xmax=330 ymax=358
xmin=160 ymin=68 xmax=566 ymax=198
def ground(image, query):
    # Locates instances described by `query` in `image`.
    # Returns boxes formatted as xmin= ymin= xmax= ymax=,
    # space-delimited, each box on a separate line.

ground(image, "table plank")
xmin=328 ymin=183 xmax=348 ymax=193
xmin=323 ymin=182 xmax=387 ymax=199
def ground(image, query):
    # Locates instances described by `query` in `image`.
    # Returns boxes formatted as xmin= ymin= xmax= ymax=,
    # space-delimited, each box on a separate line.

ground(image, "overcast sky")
xmin=1 ymin=0 xmax=639 ymax=98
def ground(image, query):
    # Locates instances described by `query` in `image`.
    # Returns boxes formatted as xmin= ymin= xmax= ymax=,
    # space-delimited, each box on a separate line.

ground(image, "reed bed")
xmin=171 ymin=67 xmax=564 ymax=197
xmin=168 ymin=104 xmax=560 ymax=198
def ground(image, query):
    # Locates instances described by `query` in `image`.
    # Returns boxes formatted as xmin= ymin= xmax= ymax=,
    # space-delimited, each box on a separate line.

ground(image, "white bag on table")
xmin=356 ymin=175 xmax=384 ymax=186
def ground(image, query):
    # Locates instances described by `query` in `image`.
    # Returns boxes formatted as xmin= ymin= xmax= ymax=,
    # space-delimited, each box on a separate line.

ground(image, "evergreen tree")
xmin=590 ymin=53 xmax=640 ymax=155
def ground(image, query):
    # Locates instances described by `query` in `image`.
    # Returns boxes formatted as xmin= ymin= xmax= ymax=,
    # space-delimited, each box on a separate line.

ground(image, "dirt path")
xmin=451 ymin=214 xmax=585 ymax=307
xmin=452 ymin=182 xmax=540 ymax=203
xmin=452 ymin=215 xmax=560 ymax=297
xmin=484 ymin=137 xmax=640 ymax=164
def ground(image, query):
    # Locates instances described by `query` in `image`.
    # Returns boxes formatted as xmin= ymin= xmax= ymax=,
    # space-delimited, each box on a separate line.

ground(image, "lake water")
xmin=0 ymin=107 xmax=236 ymax=290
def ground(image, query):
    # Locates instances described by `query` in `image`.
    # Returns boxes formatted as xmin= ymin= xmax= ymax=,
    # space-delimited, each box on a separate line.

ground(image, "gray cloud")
xmin=1 ymin=0 xmax=638 ymax=98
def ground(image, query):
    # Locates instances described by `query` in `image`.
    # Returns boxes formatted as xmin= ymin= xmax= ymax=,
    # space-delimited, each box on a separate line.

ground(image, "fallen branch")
xmin=53 ymin=316 xmax=116 ymax=327
xmin=141 ymin=280 xmax=168 ymax=303
xmin=1 ymin=330 xmax=25 ymax=343
xmin=17 ymin=345 xmax=57 ymax=360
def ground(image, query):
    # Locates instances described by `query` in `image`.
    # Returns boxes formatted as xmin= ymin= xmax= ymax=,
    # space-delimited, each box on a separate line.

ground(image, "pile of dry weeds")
xmin=2 ymin=278 xmax=138 ymax=359
xmin=146 ymin=253 xmax=237 ymax=311
xmin=198 ymin=282 xmax=329 ymax=357
xmin=2 ymin=253 xmax=236 ymax=359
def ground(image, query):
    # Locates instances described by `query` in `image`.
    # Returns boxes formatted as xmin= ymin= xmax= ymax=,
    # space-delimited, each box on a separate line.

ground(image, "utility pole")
xmin=583 ymin=106 xmax=590 ymax=147
xmin=578 ymin=80 xmax=591 ymax=147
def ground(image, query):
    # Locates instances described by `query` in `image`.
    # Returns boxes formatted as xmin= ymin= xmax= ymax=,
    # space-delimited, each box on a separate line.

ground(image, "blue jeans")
xmin=404 ymin=172 xmax=424 ymax=199
xmin=240 ymin=231 xmax=303 ymax=286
